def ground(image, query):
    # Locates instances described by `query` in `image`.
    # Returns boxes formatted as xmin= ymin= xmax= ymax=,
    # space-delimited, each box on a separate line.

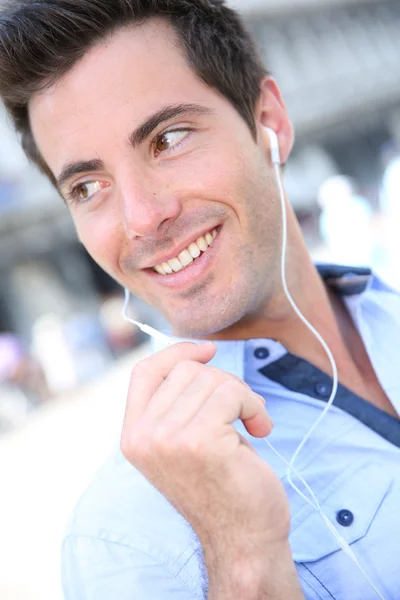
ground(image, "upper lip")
xmin=143 ymin=224 xmax=220 ymax=270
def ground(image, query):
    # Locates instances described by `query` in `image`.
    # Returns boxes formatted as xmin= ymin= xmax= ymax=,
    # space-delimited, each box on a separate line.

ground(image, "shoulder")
xmin=66 ymin=448 xmax=198 ymax=557
xmin=62 ymin=450 xmax=205 ymax=598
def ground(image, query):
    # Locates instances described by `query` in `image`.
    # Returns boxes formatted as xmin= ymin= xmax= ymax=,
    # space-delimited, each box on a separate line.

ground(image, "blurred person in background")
xmin=317 ymin=175 xmax=375 ymax=267
xmin=0 ymin=332 xmax=25 ymax=386
xmin=0 ymin=1 xmax=399 ymax=599
xmin=0 ymin=331 xmax=48 ymax=429
xmin=0 ymin=331 xmax=48 ymax=402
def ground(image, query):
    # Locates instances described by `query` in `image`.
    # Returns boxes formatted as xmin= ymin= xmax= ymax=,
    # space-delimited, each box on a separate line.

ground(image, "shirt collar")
xmin=315 ymin=263 xmax=372 ymax=296
xmin=150 ymin=264 xmax=389 ymax=371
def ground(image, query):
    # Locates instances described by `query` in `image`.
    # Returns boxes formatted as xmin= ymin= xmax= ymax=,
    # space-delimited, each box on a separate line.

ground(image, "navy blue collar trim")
xmin=259 ymin=264 xmax=399 ymax=445
xmin=316 ymin=264 xmax=372 ymax=296
xmin=259 ymin=354 xmax=400 ymax=448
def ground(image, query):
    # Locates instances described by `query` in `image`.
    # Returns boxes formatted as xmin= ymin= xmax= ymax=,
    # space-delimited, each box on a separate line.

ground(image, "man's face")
xmin=29 ymin=20 xmax=284 ymax=338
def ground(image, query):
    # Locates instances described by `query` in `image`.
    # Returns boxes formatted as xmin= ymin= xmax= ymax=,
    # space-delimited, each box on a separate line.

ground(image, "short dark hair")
xmin=0 ymin=0 xmax=267 ymax=186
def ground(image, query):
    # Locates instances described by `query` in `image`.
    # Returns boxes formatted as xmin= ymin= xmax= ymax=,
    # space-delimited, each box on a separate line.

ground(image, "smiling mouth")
xmin=152 ymin=228 xmax=218 ymax=275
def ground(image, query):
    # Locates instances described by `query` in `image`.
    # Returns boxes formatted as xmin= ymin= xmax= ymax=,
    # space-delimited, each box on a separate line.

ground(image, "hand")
xmin=121 ymin=342 xmax=291 ymax=557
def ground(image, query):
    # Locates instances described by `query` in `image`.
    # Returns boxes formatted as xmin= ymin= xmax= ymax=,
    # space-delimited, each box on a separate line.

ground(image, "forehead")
xmin=28 ymin=19 xmax=224 ymax=173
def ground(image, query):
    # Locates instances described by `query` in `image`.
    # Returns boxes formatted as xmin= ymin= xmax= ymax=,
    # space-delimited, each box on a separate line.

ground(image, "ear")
xmin=254 ymin=77 xmax=295 ymax=164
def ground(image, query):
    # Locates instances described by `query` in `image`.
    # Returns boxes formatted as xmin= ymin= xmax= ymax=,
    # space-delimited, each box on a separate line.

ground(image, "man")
xmin=0 ymin=1 xmax=399 ymax=598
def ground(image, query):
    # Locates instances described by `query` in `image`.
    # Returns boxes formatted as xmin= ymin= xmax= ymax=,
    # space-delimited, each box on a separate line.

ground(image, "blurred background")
xmin=0 ymin=0 xmax=399 ymax=598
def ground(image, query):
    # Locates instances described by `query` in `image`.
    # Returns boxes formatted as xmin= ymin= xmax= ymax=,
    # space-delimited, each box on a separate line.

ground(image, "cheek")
xmin=180 ymin=143 xmax=253 ymax=206
xmin=73 ymin=210 xmax=122 ymax=273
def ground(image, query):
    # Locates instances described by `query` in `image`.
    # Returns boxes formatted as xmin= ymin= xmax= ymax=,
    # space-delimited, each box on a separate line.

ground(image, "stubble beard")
xmin=138 ymin=164 xmax=282 ymax=339
xmin=168 ymin=234 xmax=281 ymax=339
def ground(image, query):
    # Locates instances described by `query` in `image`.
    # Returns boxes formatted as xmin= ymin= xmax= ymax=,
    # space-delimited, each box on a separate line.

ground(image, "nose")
xmin=120 ymin=178 xmax=182 ymax=239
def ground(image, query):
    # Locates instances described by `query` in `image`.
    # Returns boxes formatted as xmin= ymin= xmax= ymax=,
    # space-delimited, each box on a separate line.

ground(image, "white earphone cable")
xmin=123 ymin=289 xmax=173 ymax=346
xmin=267 ymin=157 xmax=385 ymax=599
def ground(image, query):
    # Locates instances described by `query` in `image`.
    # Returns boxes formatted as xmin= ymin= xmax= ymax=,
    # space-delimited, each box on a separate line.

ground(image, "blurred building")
xmin=233 ymin=0 xmax=400 ymax=211
xmin=1 ymin=0 xmax=400 ymax=342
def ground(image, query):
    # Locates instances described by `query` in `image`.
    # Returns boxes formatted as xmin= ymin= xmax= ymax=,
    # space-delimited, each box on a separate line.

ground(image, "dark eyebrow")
xmin=128 ymin=103 xmax=213 ymax=148
xmin=56 ymin=158 xmax=104 ymax=189
xmin=56 ymin=103 xmax=212 ymax=189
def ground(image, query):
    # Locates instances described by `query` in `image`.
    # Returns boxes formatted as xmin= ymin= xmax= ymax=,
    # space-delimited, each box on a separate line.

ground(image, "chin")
xmin=169 ymin=303 xmax=248 ymax=339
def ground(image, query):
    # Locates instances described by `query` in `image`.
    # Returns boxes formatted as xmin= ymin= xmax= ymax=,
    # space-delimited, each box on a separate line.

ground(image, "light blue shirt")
xmin=62 ymin=266 xmax=400 ymax=600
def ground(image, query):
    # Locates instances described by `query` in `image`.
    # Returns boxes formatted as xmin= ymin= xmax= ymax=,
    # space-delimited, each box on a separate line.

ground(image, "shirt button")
xmin=336 ymin=509 xmax=354 ymax=527
xmin=254 ymin=347 xmax=270 ymax=360
xmin=314 ymin=382 xmax=331 ymax=398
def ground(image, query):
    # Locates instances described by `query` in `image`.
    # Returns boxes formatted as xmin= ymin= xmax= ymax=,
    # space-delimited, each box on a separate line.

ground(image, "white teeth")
xmin=168 ymin=258 xmax=183 ymax=273
xmin=154 ymin=228 xmax=218 ymax=275
xmin=162 ymin=262 xmax=173 ymax=274
xmin=196 ymin=236 xmax=208 ymax=252
xmin=189 ymin=243 xmax=201 ymax=259
xmin=178 ymin=250 xmax=194 ymax=267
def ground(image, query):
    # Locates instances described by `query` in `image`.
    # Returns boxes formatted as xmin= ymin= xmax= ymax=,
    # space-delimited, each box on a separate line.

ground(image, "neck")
xmin=209 ymin=257 xmax=340 ymax=374
xmin=208 ymin=213 xmax=335 ymax=366
xmin=207 ymin=212 xmax=395 ymax=415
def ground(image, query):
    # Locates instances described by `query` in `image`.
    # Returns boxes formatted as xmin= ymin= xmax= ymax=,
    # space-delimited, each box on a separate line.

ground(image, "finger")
xmin=145 ymin=360 xmax=209 ymax=421
xmin=148 ymin=367 xmax=230 ymax=426
xmin=146 ymin=362 xmax=250 ymax=422
xmin=195 ymin=380 xmax=273 ymax=438
xmin=124 ymin=341 xmax=217 ymax=426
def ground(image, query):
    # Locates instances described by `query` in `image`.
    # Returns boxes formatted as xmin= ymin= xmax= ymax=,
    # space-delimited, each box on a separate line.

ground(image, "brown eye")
xmin=78 ymin=183 xmax=90 ymax=200
xmin=155 ymin=134 xmax=170 ymax=153
xmin=70 ymin=180 xmax=105 ymax=203
xmin=153 ymin=130 xmax=189 ymax=156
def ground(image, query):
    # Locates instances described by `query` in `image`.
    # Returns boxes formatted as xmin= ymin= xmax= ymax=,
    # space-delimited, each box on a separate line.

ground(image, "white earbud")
xmin=264 ymin=126 xmax=281 ymax=165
